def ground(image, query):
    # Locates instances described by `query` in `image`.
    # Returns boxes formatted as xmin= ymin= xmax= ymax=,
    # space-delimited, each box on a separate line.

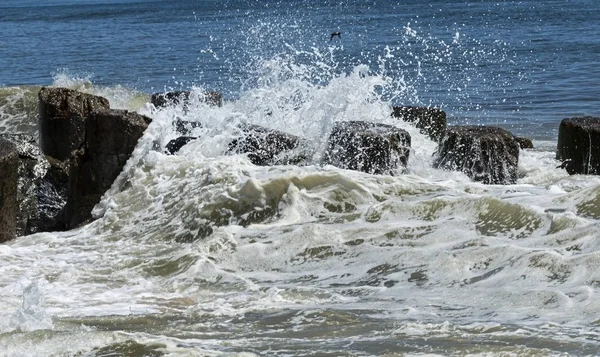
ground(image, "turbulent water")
xmin=2 ymin=0 xmax=600 ymax=356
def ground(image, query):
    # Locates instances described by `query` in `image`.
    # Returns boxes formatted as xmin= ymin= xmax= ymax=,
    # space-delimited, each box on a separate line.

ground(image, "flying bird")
xmin=330 ymin=31 xmax=341 ymax=40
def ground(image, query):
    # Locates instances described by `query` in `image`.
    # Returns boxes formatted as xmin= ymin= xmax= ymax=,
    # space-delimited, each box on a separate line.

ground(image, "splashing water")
xmin=6 ymin=281 xmax=53 ymax=333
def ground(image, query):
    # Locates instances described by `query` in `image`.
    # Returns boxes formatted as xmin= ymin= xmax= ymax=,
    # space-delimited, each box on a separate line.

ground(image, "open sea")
xmin=1 ymin=0 xmax=600 ymax=356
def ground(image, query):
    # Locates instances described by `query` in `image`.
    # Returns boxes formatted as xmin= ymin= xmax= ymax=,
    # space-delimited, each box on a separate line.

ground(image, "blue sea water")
xmin=1 ymin=1 xmax=600 ymax=356
xmin=2 ymin=0 xmax=600 ymax=137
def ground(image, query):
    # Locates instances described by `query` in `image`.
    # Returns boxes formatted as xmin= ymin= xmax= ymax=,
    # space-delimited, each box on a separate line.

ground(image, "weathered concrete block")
xmin=392 ymin=106 xmax=447 ymax=142
xmin=433 ymin=125 xmax=519 ymax=184
xmin=556 ymin=117 xmax=600 ymax=175
xmin=322 ymin=121 xmax=411 ymax=175
xmin=0 ymin=139 xmax=18 ymax=242
xmin=38 ymin=87 xmax=110 ymax=161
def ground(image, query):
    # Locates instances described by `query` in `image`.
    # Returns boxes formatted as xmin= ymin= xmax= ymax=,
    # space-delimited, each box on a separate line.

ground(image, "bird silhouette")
xmin=330 ymin=31 xmax=341 ymax=40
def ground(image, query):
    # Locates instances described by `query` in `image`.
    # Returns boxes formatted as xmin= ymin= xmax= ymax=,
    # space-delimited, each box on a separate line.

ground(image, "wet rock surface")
xmin=32 ymin=156 xmax=69 ymax=233
xmin=0 ymin=138 xmax=18 ymax=242
xmin=38 ymin=87 xmax=110 ymax=161
xmin=322 ymin=121 xmax=411 ymax=175
xmin=515 ymin=136 xmax=534 ymax=149
xmin=556 ymin=116 xmax=600 ymax=175
xmin=1 ymin=134 xmax=50 ymax=235
xmin=392 ymin=106 xmax=447 ymax=142
xmin=0 ymin=134 xmax=69 ymax=234
xmin=166 ymin=136 xmax=196 ymax=155
xmin=228 ymin=123 xmax=313 ymax=166
xmin=173 ymin=118 xmax=202 ymax=135
xmin=433 ymin=125 xmax=519 ymax=184
xmin=151 ymin=90 xmax=223 ymax=109
xmin=65 ymin=109 xmax=151 ymax=228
